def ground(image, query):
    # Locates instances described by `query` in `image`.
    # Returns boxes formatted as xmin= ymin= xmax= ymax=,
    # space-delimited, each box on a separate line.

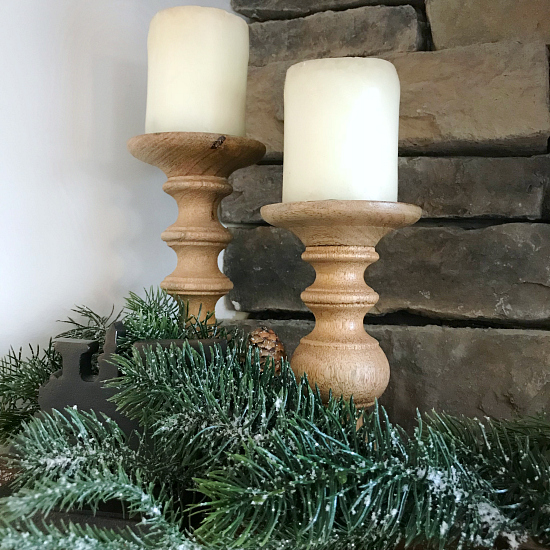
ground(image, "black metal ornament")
xmin=38 ymin=322 xmax=138 ymax=435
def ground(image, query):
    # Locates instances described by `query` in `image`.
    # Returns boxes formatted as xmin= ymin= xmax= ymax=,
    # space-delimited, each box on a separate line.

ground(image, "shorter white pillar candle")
xmin=283 ymin=58 xmax=400 ymax=203
xmin=145 ymin=6 xmax=249 ymax=136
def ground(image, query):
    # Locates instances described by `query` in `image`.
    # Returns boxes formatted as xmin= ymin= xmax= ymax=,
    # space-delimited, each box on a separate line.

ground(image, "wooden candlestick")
xmin=128 ymin=132 xmax=265 ymax=321
xmin=261 ymin=200 xmax=422 ymax=409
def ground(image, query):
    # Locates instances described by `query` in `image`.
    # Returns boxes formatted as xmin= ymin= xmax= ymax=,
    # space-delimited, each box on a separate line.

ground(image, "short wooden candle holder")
xmin=128 ymin=132 xmax=265 ymax=321
xmin=261 ymin=200 xmax=422 ymax=409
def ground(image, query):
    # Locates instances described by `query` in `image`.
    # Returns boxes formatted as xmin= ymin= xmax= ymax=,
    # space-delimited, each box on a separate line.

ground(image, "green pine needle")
xmin=56 ymin=305 xmax=122 ymax=346
xmin=0 ymin=466 xmax=196 ymax=549
xmin=0 ymin=342 xmax=60 ymax=444
xmin=108 ymin=343 xmax=285 ymax=484
xmin=424 ymin=411 xmax=550 ymax=543
xmin=118 ymin=289 xmax=228 ymax=350
xmin=10 ymin=408 xmax=139 ymax=490
xmin=0 ymin=521 xmax=146 ymax=550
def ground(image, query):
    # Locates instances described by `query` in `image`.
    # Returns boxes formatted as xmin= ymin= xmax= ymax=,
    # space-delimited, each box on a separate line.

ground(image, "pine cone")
xmin=248 ymin=327 xmax=286 ymax=372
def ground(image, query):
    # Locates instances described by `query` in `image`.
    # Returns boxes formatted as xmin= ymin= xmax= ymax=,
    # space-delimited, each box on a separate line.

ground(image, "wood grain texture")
xmin=261 ymin=200 xmax=422 ymax=408
xmin=128 ymin=132 xmax=265 ymax=320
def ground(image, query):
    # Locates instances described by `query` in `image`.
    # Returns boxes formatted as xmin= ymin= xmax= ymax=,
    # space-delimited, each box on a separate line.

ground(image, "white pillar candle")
xmin=145 ymin=6 xmax=249 ymax=136
xmin=282 ymin=58 xmax=400 ymax=203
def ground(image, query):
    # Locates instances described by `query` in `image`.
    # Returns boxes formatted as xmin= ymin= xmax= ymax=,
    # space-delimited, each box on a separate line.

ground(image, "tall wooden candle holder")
xmin=128 ymin=132 xmax=265 ymax=321
xmin=261 ymin=200 xmax=422 ymax=409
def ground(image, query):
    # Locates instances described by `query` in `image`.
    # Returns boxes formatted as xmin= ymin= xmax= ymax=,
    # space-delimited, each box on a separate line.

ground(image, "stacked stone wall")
xmin=222 ymin=0 xmax=550 ymax=425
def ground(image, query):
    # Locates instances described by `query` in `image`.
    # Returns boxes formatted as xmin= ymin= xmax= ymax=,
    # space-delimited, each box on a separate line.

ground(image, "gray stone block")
xmin=223 ymin=165 xmax=282 ymax=224
xmin=222 ymin=156 xmax=550 ymax=224
xmin=246 ymin=42 xmax=550 ymax=160
xmin=398 ymin=156 xmax=550 ymax=219
xmin=225 ymin=227 xmax=311 ymax=313
xmin=225 ymin=223 xmax=550 ymax=323
xmin=426 ymin=0 xmax=550 ymax=50
xmin=232 ymin=320 xmax=550 ymax=429
xmin=232 ymin=0 xmax=424 ymax=21
xmin=249 ymin=6 xmax=422 ymax=67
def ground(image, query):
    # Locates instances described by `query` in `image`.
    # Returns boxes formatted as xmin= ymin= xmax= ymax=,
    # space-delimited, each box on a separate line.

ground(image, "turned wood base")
xmin=128 ymin=132 xmax=265 ymax=321
xmin=261 ymin=200 xmax=422 ymax=408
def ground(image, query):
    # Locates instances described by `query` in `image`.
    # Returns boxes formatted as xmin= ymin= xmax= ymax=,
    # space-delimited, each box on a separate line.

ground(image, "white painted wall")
xmin=0 ymin=0 xmax=238 ymax=355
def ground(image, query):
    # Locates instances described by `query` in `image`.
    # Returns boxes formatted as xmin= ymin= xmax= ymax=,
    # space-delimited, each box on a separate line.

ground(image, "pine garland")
xmin=0 ymin=290 xmax=549 ymax=550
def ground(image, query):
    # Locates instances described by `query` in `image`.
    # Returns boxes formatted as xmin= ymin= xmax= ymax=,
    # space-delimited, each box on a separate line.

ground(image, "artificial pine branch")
xmin=10 ymin=408 xmax=139 ymax=490
xmin=108 ymin=343 xmax=285 ymax=485
xmin=118 ymin=289 xmax=227 ymax=351
xmin=56 ymin=305 xmax=122 ymax=348
xmin=2 ymin=469 xmax=160 ymax=525
xmin=55 ymin=288 xmax=226 ymax=356
xmin=425 ymin=412 xmax=550 ymax=545
xmin=194 ymin=405 xmax=522 ymax=550
xmin=0 ymin=521 xmax=147 ymax=550
xmin=0 ymin=520 xmax=210 ymax=550
xmin=0 ymin=342 xmax=60 ymax=444
xmin=0 ymin=466 xmax=202 ymax=550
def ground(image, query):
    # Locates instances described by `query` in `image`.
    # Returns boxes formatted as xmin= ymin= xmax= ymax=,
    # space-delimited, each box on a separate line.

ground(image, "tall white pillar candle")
xmin=145 ymin=6 xmax=249 ymax=136
xmin=282 ymin=58 xmax=400 ymax=203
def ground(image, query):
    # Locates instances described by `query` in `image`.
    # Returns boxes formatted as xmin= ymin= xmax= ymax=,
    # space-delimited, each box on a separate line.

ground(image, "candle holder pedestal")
xmin=261 ymin=200 xmax=422 ymax=409
xmin=128 ymin=132 xmax=265 ymax=321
